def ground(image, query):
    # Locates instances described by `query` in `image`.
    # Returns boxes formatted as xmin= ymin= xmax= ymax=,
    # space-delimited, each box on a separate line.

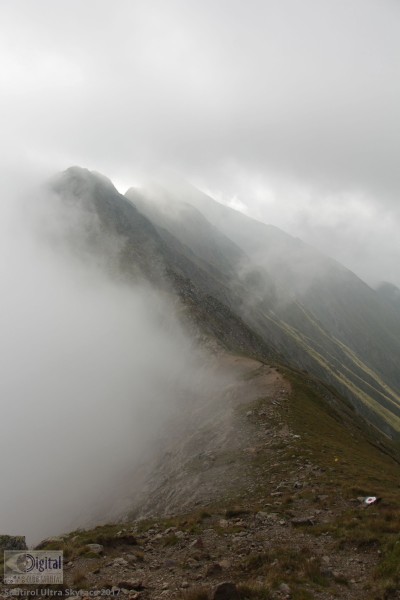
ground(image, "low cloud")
xmin=0 ymin=0 xmax=399 ymax=287
xmin=0 ymin=174 xmax=231 ymax=544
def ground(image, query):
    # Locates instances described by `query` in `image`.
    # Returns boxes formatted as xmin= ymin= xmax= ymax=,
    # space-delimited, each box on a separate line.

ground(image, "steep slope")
xmin=125 ymin=182 xmax=400 ymax=438
xmin=46 ymin=167 xmax=400 ymax=437
xmin=5 ymin=167 xmax=399 ymax=599
xmin=126 ymin=186 xmax=249 ymax=280
xmin=14 ymin=352 xmax=400 ymax=600
xmin=49 ymin=167 xmax=276 ymax=362
xmin=376 ymin=282 xmax=400 ymax=314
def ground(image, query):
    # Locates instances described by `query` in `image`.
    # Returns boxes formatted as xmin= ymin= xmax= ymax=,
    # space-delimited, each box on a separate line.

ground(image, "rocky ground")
xmin=53 ymin=499 xmax=379 ymax=600
xmin=1 ymin=354 xmax=399 ymax=600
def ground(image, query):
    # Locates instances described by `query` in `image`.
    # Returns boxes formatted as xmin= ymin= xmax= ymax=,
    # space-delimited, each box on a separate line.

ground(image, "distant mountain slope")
xmin=125 ymin=181 xmax=400 ymax=438
xmin=376 ymin=281 xmax=400 ymax=314
xmin=49 ymin=167 xmax=276 ymax=362
xmin=45 ymin=167 xmax=400 ymax=438
xmin=126 ymin=186 xmax=245 ymax=280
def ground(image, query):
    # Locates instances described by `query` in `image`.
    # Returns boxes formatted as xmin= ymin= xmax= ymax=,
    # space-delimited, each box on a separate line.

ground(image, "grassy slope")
xmin=253 ymin=306 xmax=400 ymax=437
xmin=279 ymin=368 xmax=400 ymax=597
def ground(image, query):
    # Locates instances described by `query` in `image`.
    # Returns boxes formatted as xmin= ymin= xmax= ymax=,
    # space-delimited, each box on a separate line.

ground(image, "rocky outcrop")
xmin=0 ymin=535 xmax=27 ymax=550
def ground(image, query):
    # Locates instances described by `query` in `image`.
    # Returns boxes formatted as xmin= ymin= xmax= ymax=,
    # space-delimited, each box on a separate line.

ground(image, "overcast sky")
xmin=1 ymin=0 xmax=399 ymax=286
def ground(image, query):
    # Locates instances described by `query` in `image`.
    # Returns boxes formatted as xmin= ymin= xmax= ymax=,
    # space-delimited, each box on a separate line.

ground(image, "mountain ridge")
xmin=125 ymin=177 xmax=400 ymax=439
xmin=49 ymin=167 xmax=400 ymax=439
xmin=2 ymin=166 xmax=400 ymax=599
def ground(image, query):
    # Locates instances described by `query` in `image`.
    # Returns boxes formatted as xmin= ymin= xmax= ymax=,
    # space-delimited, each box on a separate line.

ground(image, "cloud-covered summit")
xmin=0 ymin=0 xmax=399 ymax=284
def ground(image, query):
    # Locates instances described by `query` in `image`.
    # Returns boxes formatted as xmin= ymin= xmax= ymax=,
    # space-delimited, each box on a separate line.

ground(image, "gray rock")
xmin=126 ymin=553 xmax=138 ymax=562
xmin=266 ymin=513 xmax=279 ymax=521
xmin=189 ymin=537 xmax=204 ymax=548
xmin=86 ymin=543 xmax=104 ymax=554
xmin=332 ymin=571 xmax=343 ymax=580
xmin=219 ymin=559 xmax=231 ymax=569
xmin=113 ymin=557 xmax=129 ymax=567
xmin=0 ymin=535 xmax=27 ymax=550
xmin=255 ymin=511 xmax=269 ymax=520
xmin=279 ymin=582 xmax=291 ymax=594
xmin=175 ymin=530 xmax=185 ymax=539
xmin=291 ymin=516 xmax=315 ymax=526
xmin=164 ymin=559 xmax=178 ymax=567
xmin=164 ymin=527 xmax=176 ymax=534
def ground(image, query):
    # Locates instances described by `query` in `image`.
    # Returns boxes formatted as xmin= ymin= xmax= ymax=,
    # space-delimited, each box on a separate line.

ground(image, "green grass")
xmin=375 ymin=538 xmax=400 ymax=583
xmin=282 ymin=368 xmax=400 ymax=497
xmin=279 ymin=367 xmax=400 ymax=597
xmin=163 ymin=533 xmax=180 ymax=546
xmin=240 ymin=545 xmax=331 ymax=590
xmin=61 ymin=523 xmax=138 ymax=549
xmin=230 ymin=363 xmax=400 ymax=597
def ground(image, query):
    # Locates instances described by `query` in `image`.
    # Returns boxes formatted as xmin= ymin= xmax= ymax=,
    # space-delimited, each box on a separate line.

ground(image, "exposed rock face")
xmin=0 ymin=535 xmax=27 ymax=550
xmin=35 ymin=536 xmax=64 ymax=549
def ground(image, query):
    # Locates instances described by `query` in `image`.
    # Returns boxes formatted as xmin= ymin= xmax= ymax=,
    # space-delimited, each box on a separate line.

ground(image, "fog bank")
xmin=0 ymin=175 xmax=229 ymax=544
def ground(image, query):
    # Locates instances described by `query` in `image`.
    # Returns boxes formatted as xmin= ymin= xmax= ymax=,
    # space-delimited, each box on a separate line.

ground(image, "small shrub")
xmin=237 ymin=582 xmax=272 ymax=598
xmin=243 ymin=552 xmax=271 ymax=574
xmin=163 ymin=533 xmax=179 ymax=547
xmin=72 ymin=569 xmax=87 ymax=588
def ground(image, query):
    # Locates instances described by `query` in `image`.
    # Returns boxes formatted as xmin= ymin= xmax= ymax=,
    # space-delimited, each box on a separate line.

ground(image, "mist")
xmin=130 ymin=177 xmax=344 ymax=305
xmin=1 ymin=0 xmax=399 ymax=288
xmin=0 ymin=172 xmax=232 ymax=545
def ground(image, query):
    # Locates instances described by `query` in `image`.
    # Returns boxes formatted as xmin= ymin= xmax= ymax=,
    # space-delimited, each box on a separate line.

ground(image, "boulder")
xmin=86 ymin=544 xmax=104 ymax=554
xmin=279 ymin=582 xmax=291 ymax=595
xmin=291 ymin=516 xmax=315 ymax=526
